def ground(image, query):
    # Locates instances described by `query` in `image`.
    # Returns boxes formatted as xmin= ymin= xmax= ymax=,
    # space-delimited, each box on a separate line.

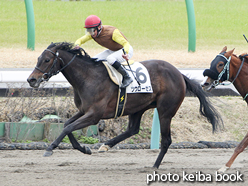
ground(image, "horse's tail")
xmin=183 ymin=74 xmax=223 ymax=132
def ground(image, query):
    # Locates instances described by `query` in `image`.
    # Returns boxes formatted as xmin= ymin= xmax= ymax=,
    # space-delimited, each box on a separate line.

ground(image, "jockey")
xmin=74 ymin=15 xmax=133 ymax=88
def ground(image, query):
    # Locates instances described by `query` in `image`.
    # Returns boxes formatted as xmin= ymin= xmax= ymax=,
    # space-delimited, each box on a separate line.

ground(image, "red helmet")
xmin=84 ymin=15 xmax=102 ymax=28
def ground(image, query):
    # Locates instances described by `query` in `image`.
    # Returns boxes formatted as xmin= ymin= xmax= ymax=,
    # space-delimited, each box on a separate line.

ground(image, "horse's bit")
xmin=35 ymin=49 xmax=76 ymax=81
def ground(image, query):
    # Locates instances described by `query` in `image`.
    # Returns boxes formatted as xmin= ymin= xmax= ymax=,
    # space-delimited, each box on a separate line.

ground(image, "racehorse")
xmin=202 ymin=46 xmax=248 ymax=173
xmin=27 ymin=42 xmax=222 ymax=168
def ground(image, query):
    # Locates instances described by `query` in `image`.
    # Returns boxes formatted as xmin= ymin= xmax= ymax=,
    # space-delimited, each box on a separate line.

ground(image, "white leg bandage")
xmin=217 ymin=165 xmax=229 ymax=173
xmin=98 ymin=144 xmax=110 ymax=153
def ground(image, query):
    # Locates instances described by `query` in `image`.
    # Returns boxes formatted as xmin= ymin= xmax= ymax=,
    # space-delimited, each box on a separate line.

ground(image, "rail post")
xmin=150 ymin=108 xmax=160 ymax=149
xmin=185 ymin=0 xmax=196 ymax=52
xmin=24 ymin=0 xmax=35 ymax=50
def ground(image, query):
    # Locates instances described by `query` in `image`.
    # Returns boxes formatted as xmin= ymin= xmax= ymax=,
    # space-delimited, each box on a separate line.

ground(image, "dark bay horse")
xmin=202 ymin=46 xmax=248 ymax=173
xmin=27 ymin=42 xmax=222 ymax=168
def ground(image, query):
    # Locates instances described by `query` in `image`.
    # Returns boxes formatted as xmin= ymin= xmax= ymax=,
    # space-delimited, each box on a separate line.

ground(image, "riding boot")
xmin=112 ymin=61 xmax=133 ymax=88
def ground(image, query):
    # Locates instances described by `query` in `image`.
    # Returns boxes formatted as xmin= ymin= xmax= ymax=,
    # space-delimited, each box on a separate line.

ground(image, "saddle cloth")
xmin=102 ymin=61 xmax=153 ymax=94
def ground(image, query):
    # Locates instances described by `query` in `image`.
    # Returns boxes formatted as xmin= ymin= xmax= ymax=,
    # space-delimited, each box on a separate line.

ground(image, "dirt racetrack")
xmin=0 ymin=148 xmax=247 ymax=186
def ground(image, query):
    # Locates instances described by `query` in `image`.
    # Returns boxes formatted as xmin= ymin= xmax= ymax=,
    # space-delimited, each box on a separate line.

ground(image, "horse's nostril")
xmin=27 ymin=77 xmax=37 ymax=84
xmin=201 ymin=82 xmax=209 ymax=88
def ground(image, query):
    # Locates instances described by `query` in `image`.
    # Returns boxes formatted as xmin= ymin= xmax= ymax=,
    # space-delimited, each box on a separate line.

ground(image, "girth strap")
xmin=114 ymin=87 xmax=127 ymax=119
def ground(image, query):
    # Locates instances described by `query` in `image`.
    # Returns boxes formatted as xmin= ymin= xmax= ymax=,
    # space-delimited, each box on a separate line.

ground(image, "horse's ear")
xmin=226 ymin=48 xmax=235 ymax=56
xmin=220 ymin=46 xmax=227 ymax=53
xmin=47 ymin=42 xmax=55 ymax=49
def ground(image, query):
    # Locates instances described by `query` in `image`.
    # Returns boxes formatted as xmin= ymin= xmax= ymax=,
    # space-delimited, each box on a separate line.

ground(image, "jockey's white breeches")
xmin=93 ymin=46 xmax=133 ymax=65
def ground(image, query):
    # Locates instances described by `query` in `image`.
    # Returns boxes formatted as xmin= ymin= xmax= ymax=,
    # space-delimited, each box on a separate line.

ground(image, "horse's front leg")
xmin=218 ymin=132 xmax=248 ymax=173
xmin=43 ymin=112 xmax=84 ymax=156
xmin=43 ymin=110 xmax=100 ymax=157
xmin=43 ymin=130 xmax=68 ymax=157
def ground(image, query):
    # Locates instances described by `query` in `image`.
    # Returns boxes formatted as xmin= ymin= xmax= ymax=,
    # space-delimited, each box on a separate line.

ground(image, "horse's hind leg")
xmin=64 ymin=112 xmax=91 ymax=154
xmin=99 ymin=111 xmax=144 ymax=152
xmin=153 ymin=90 xmax=184 ymax=168
xmin=67 ymin=133 xmax=91 ymax=155
xmin=218 ymin=132 xmax=248 ymax=173
xmin=153 ymin=117 xmax=172 ymax=169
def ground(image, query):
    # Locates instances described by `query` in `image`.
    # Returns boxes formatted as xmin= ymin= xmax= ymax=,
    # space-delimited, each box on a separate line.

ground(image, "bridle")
xmin=211 ymin=53 xmax=248 ymax=100
xmin=35 ymin=49 xmax=76 ymax=81
xmin=212 ymin=53 xmax=246 ymax=88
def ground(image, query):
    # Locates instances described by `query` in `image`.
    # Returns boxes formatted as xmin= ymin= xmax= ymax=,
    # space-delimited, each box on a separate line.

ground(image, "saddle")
xmin=102 ymin=60 xmax=135 ymax=87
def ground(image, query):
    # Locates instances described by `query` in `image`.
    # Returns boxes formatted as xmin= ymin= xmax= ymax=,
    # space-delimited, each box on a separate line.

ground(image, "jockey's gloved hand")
xmin=73 ymin=45 xmax=81 ymax=50
xmin=122 ymin=53 xmax=129 ymax=61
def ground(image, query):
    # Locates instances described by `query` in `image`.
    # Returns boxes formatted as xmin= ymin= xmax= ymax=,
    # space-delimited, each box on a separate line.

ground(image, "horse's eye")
xmin=218 ymin=63 xmax=224 ymax=68
xmin=45 ymin=59 xmax=50 ymax=63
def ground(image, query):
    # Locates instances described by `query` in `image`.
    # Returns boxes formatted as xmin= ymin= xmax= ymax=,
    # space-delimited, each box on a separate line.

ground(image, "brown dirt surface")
xmin=0 ymin=149 xmax=247 ymax=186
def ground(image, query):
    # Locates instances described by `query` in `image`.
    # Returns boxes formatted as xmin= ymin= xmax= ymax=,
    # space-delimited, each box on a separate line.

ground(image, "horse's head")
xmin=27 ymin=43 xmax=62 ymax=88
xmin=27 ymin=42 xmax=81 ymax=88
xmin=202 ymin=46 xmax=235 ymax=91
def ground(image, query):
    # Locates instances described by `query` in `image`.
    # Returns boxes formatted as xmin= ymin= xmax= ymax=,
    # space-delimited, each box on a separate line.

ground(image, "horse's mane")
xmin=229 ymin=53 xmax=248 ymax=64
xmin=47 ymin=42 xmax=99 ymax=63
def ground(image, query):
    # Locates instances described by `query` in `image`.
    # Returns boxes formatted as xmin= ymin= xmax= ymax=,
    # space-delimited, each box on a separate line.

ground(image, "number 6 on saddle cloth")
xmin=102 ymin=61 xmax=153 ymax=118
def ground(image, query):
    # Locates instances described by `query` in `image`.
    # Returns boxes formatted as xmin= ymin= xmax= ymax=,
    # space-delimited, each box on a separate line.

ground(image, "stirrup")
xmin=121 ymin=77 xmax=133 ymax=88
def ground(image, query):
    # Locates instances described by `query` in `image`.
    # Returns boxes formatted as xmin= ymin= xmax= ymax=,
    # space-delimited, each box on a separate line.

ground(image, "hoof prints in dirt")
xmin=0 ymin=141 xmax=239 ymax=150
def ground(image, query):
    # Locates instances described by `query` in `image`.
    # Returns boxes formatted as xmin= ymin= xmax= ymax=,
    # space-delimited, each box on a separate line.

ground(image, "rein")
xmin=240 ymin=54 xmax=248 ymax=100
xmin=35 ymin=49 xmax=76 ymax=81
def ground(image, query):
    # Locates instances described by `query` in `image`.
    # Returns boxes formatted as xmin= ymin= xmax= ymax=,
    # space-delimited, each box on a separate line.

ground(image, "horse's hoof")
xmin=43 ymin=150 xmax=53 ymax=157
xmin=217 ymin=165 xmax=229 ymax=174
xmin=152 ymin=165 xmax=159 ymax=170
xmin=145 ymin=166 xmax=158 ymax=171
xmin=84 ymin=146 xmax=92 ymax=155
xmin=98 ymin=144 xmax=110 ymax=153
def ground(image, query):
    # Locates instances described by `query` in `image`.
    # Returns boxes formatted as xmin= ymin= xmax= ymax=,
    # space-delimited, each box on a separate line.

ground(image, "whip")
xmin=243 ymin=34 xmax=248 ymax=43
xmin=122 ymin=49 xmax=140 ymax=85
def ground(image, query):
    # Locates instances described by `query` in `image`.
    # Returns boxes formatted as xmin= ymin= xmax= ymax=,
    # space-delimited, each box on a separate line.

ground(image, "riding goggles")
xmin=86 ymin=28 xmax=96 ymax=36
